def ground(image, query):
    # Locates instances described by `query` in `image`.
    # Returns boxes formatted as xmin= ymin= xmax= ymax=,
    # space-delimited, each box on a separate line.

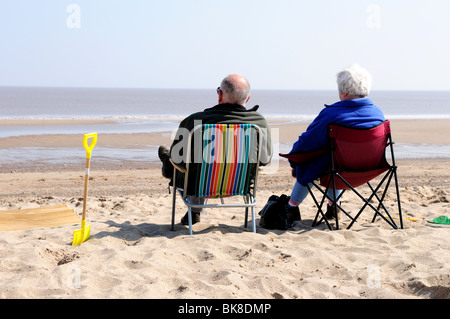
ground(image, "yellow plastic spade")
xmin=72 ymin=133 xmax=97 ymax=246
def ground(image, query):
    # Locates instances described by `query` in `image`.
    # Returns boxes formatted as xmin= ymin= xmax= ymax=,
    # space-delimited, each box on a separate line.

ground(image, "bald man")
xmin=158 ymin=74 xmax=273 ymax=225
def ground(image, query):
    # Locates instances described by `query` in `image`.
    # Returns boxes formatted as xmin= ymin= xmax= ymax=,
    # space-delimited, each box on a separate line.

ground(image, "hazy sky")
xmin=1 ymin=0 xmax=449 ymax=90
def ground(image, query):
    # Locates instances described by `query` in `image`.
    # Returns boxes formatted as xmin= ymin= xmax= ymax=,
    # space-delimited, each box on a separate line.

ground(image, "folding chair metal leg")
xmin=171 ymin=170 xmax=177 ymax=231
xmin=331 ymin=172 xmax=339 ymax=230
xmin=308 ymin=183 xmax=333 ymax=230
xmin=251 ymin=207 xmax=256 ymax=233
xmin=389 ymin=136 xmax=404 ymax=229
xmin=244 ymin=208 xmax=248 ymax=228
xmin=187 ymin=207 xmax=193 ymax=235
xmin=244 ymin=196 xmax=249 ymax=228
xmin=309 ymin=187 xmax=326 ymax=228
xmin=393 ymin=168 xmax=404 ymax=229
xmin=243 ymin=195 xmax=256 ymax=233
xmin=369 ymin=169 xmax=403 ymax=229
xmin=367 ymin=176 xmax=398 ymax=228
xmin=345 ymin=171 xmax=398 ymax=230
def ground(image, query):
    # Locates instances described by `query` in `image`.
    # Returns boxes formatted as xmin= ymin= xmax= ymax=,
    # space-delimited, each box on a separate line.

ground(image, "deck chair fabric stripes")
xmin=194 ymin=124 xmax=257 ymax=198
xmin=171 ymin=124 xmax=262 ymax=235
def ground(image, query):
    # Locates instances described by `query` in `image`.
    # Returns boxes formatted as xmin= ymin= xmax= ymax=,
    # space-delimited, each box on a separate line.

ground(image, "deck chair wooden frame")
xmin=170 ymin=124 xmax=262 ymax=235
xmin=308 ymin=120 xmax=403 ymax=230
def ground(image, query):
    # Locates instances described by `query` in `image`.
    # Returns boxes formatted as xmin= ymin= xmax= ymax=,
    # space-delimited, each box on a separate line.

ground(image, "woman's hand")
xmin=291 ymin=167 xmax=296 ymax=178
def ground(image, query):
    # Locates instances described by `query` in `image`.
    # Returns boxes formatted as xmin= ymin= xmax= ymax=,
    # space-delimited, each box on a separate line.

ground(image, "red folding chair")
xmin=283 ymin=120 xmax=403 ymax=230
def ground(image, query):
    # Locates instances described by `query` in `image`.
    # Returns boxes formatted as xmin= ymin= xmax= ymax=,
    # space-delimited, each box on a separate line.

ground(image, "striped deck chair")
xmin=170 ymin=124 xmax=262 ymax=235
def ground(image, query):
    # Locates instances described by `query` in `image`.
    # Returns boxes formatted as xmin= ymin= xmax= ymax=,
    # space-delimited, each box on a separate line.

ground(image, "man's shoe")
xmin=158 ymin=145 xmax=172 ymax=178
xmin=181 ymin=212 xmax=201 ymax=225
xmin=158 ymin=145 xmax=170 ymax=161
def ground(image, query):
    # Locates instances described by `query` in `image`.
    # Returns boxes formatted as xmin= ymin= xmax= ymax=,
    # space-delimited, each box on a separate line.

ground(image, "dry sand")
xmin=0 ymin=120 xmax=449 ymax=299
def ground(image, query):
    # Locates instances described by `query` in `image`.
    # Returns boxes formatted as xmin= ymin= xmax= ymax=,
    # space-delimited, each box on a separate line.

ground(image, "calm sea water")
xmin=1 ymin=87 xmax=450 ymax=120
xmin=1 ymin=87 xmax=450 ymax=165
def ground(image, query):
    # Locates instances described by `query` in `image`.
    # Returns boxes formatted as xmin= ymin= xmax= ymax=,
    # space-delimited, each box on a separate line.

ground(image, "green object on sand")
xmin=427 ymin=215 xmax=450 ymax=228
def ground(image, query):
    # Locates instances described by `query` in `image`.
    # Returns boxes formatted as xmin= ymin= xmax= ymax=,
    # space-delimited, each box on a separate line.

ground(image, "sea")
xmin=1 ymin=87 xmax=450 ymax=167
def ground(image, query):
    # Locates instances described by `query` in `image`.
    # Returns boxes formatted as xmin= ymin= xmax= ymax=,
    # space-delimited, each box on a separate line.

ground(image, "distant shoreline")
xmin=1 ymin=119 xmax=450 ymax=173
xmin=2 ymin=119 xmax=450 ymax=146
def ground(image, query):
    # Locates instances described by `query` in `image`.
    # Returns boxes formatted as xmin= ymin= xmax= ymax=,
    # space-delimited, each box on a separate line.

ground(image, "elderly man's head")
xmin=337 ymin=64 xmax=372 ymax=100
xmin=218 ymin=74 xmax=251 ymax=106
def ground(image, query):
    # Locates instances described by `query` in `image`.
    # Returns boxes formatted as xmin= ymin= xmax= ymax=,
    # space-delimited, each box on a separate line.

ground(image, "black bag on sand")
xmin=258 ymin=194 xmax=300 ymax=230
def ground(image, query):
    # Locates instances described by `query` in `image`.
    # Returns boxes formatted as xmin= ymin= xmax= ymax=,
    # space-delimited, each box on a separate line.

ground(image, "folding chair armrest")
xmin=280 ymin=149 xmax=327 ymax=164
xmin=170 ymin=159 xmax=186 ymax=174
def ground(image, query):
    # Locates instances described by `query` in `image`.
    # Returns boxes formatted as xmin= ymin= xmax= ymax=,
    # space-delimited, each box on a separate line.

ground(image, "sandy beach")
xmin=0 ymin=119 xmax=449 ymax=299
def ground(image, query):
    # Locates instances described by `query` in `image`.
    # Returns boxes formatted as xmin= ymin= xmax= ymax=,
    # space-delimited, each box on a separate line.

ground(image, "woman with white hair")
xmin=282 ymin=64 xmax=386 ymax=222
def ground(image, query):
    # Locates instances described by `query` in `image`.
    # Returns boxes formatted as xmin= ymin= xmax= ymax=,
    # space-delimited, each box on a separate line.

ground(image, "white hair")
xmin=337 ymin=64 xmax=372 ymax=97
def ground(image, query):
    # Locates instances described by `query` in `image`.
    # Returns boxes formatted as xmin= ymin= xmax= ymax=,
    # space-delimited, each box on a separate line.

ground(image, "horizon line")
xmin=0 ymin=85 xmax=449 ymax=93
